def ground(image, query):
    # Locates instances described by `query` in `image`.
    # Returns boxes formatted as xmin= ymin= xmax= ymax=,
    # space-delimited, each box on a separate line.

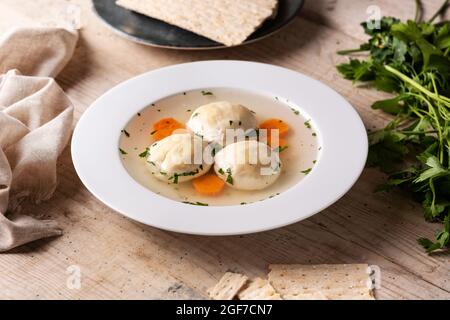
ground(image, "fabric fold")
xmin=0 ymin=27 xmax=78 ymax=252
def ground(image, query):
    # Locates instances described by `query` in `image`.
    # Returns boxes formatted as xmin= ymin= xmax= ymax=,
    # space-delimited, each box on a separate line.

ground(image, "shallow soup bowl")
xmin=72 ymin=60 xmax=368 ymax=235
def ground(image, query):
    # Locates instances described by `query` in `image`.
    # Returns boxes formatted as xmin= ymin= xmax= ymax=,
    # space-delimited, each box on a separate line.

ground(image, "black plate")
xmin=92 ymin=0 xmax=305 ymax=50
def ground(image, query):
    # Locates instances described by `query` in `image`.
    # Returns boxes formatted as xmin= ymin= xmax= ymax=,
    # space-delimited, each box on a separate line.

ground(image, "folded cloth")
xmin=0 ymin=27 xmax=78 ymax=252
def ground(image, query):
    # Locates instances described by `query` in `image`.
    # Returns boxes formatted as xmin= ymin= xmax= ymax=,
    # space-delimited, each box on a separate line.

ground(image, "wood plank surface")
xmin=0 ymin=0 xmax=448 ymax=300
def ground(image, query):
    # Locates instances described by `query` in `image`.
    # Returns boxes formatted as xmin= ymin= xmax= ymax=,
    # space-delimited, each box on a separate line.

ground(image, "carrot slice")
xmin=152 ymin=118 xmax=185 ymax=141
xmin=259 ymin=119 xmax=289 ymax=137
xmin=192 ymin=174 xmax=225 ymax=196
xmin=153 ymin=118 xmax=180 ymax=130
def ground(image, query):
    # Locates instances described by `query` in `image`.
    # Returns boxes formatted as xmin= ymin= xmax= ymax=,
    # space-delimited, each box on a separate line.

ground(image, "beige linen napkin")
xmin=0 ymin=27 xmax=78 ymax=252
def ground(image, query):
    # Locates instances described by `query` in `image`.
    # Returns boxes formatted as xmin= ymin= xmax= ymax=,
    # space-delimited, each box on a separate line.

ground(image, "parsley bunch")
xmin=337 ymin=1 xmax=450 ymax=253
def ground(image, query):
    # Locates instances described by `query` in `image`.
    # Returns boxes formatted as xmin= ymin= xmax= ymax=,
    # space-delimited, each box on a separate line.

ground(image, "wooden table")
xmin=0 ymin=0 xmax=448 ymax=300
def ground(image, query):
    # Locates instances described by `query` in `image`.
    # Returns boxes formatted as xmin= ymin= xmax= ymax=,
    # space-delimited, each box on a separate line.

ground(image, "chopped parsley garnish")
xmin=182 ymin=201 xmax=209 ymax=206
xmin=211 ymin=144 xmax=222 ymax=157
xmin=301 ymin=168 xmax=312 ymax=175
xmin=186 ymin=109 xmax=191 ymax=112
xmin=218 ymin=168 xmax=225 ymax=175
xmin=122 ymin=129 xmax=130 ymax=137
xmin=201 ymin=90 xmax=213 ymax=96
xmin=275 ymin=145 xmax=289 ymax=153
xmin=119 ymin=148 xmax=127 ymax=155
xmin=192 ymin=112 xmax=200 ymax=117
xmin=312 ymin=132 xmax=317 ymax=136
xmin=229 ymin=120 xmax=234 ymax=126
xmin=160 ymin=171 xmax=167 ymax=176
xmin=250 ymin=110 xmax=256 ymax=114
xmin=291 ymin=108 xmax=300 ymax=115
xmin=226 ymin=168 xmax=233 ymax=185
xmin=148 ymin=161 xmax=156 ymax=166
xmin=169 ymin=169 xmax=199 ymax=184
xmin=139 ymin=148 xmax=150 ymax=158
xmin=313 ymin=160 xmax=317 ymax=164
xmin=269 ymin=193 xmax=281 ymax=199
xmin=240 ymin=202 xmax=247 ymax=205
xmin=304 ymin=120 xmax=312 ymax=129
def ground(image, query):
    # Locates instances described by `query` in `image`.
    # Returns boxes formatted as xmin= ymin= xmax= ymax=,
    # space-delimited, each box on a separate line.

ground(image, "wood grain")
xmin=0 ymin=0 xmax=448 ymax=300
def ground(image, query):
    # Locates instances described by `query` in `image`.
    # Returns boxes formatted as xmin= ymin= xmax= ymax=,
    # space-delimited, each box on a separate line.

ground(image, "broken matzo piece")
xmin=208 ymin=272 xmax=248 ymax=300
xmin=116 ymin=0 xmax=278 ymax=46
xmin=268 ymin=264 xmax=375 ymax=300
xmin=237 ymin=277 xmax=282 ymax=300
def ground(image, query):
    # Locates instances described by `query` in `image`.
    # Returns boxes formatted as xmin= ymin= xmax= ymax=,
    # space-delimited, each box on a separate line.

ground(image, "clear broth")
xmin=119 ymin=88 xmax=320 ymax=206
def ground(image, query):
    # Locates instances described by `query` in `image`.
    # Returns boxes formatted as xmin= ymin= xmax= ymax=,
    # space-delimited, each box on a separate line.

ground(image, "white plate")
xmin=72 ymin=61 xmax=367 ymax=235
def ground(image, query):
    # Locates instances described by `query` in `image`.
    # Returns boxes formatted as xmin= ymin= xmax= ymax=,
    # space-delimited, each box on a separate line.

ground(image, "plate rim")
xmin=72 ymin=60 xmax=368 ymax=235
xmin=91 ymin=0 xmax=305 ymax=50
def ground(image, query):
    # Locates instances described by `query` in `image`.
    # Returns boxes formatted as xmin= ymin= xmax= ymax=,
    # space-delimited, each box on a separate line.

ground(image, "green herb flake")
xmin=170 ymin=169 xmax=199 ymax=184
xmin=201 ymin=90 xmax=213 ymax=96
xmin=301 ymin=168 xmax=312 ymax=175
xmin=304 ymin=120 xmax=312 ymax=129
xmin=119 ymin=148 xmax=127 ymax=155
xmin=139 ymin=148 xmax=150 ymax=158
xmin=218 ymin=168 xmax=225 ymax=175
xmin=226 ymin=168 xmax=233 ymax=185
xmin=182 ymin=201 xmax=209 ymax=206
xmin=275 ymin=145 xmax=289 ymax=153
xmin=291 ymin=108 xmax=300 ymax=115
xmin=122 ymin=129 xmax=130 ymax=137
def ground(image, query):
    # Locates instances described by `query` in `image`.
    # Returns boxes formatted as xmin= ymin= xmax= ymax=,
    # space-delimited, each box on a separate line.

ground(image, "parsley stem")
xmin=337 ymin=48 xmax=368 ymax=55
xmin=428 ymin=0 xmax=450 ymax=23
xmin=414 ymin=0 xmax=423 ymax=22
xmin=385 ymin=66 xmax=450 ymax=106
